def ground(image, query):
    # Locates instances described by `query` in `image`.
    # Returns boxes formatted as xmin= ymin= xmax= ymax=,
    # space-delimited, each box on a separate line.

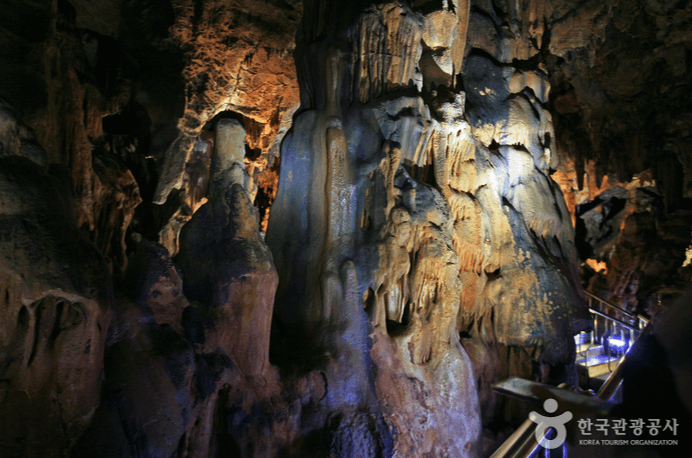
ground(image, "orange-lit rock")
xmin=154 ymin=0 xmax=301 ymax=208
xmin=585 ymin=258 xmax=608 ymax=274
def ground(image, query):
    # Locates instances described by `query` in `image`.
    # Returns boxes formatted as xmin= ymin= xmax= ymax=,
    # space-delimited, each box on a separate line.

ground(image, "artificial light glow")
xmin=574 ymin=332 xmax=589 ymax=345
xmin=585 ymin=258 xmax=608 ymax=273
xmin=609 ymin=337 xmax=627 ymax=349
xmin=584 ymin=355 xmax=617 ymax=366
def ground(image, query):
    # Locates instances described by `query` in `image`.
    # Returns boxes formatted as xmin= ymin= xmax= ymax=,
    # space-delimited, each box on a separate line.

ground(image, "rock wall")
xmin=0 ymin=119 xmax=112 ymax=456
xmin=1 ymin=0 xmax=691 ymax=457
xmin=545 ymin=0 xmax=692 ymax=317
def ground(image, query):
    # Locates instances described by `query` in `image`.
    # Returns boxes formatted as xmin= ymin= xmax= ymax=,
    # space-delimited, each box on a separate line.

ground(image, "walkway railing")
xmin=490 ymin=290 xmax=652 ymax=458
xmin=576 ymin=291 xmax=649 ymax=387
xmin=583 ymin=290 xmax=649 ymax=332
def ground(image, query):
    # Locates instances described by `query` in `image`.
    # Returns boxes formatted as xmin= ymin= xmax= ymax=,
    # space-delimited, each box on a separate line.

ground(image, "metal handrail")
xmin=588 ymin=307 xmax=640 ymax=332
xmin=580 ymin=296 xmax=648 ymax=389
xmin=489 ymin=417 xmax=538 ymax=458
xmin=597 ymin=322 xmax=652 ymax=401
xmin=490 ymin=294 xmax=653 ymax=458
xmin=583 ymin=290 xmax=649 ymax=326
xmin=490 ymin=382 xmax=572 ymax=458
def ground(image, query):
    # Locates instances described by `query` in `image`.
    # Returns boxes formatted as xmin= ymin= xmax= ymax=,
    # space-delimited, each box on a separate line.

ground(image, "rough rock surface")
xmin=544 ymin=0 xmax=692 ymax=318
xmin=177 ymin=119 xmax=278 ymax=377
xmin=0 ymin=126 xmax=112 ymax=456
xmin=154 ymin=0 xmax=302 ymax=244
xmin=1 ymin=0 xmax=144 ymax=278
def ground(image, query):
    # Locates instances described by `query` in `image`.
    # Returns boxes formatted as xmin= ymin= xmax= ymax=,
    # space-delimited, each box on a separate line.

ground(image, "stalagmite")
xmin=177 ymin=119 xmax=277 ymax=378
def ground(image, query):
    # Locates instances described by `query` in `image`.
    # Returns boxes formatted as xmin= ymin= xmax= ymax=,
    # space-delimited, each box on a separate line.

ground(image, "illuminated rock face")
xmin=267 ymin=0 xmax=588 ymax=454
xmin=154 ymin=0 xmax=303 ymax=246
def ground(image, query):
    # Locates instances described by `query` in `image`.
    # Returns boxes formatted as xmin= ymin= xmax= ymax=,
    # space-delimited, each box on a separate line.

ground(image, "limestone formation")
xmin=0 ymin=1 xmax=142 ymax=277
xmin=266 ymin=0 xmax=594 ymax=454
xmin=0 ymin=102 xmax=47 ymax=166
xmin=0 ymin=128 xmax=112 ymax=456
xmin=153 ymin=0 xmax=302 ymax=216
xmin=177 ymin=119 xmax=278 ymax=378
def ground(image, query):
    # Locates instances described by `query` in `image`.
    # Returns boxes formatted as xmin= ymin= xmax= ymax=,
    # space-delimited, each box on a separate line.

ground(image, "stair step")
xmin=574 ymin=332 xmax=591 ymax=346
xmin=577 ymin=354 xmax=618 ymax=366
xmin=577 ymin=355 xmax=622 ymax=378
xmin=578 ymin=344 xmax=607 ymax=357
xmin=576 ymin=342 xmax=592 ymax=353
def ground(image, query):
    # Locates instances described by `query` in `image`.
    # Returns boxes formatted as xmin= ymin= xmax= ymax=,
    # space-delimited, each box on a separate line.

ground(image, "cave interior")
xmin=1 ymin=0 xmax=692 ymax=457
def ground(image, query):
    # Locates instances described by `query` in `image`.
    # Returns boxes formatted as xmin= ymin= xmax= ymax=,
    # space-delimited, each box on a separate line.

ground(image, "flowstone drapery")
xmin=266 ymin=0 xmax=588 ymax=454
